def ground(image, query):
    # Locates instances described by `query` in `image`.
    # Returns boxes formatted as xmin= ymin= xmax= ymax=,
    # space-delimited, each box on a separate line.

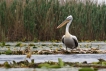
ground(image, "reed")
xmin=0 ymin=0 xmax=106 ymax=41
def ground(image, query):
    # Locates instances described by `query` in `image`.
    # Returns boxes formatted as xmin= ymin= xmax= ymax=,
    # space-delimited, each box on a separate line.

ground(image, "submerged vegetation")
xmin=0 ymin=0 xmax=106 ymax=41
xmin=0 ymin=58 xmax=106 ymax=70
xmin=0 ymin=42 xmax=105 ymax=55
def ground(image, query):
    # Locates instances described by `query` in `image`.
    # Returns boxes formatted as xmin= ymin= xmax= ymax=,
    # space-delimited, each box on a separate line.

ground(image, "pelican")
xmin=57 ymin=15 xmax=78 ymax=50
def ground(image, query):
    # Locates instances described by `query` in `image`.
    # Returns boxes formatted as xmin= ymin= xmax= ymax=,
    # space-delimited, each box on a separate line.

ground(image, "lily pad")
xmin=79 ymin=68 xmax=95 ymax=71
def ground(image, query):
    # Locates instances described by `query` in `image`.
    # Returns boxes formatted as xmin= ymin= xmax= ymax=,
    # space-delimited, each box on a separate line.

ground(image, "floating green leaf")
xmin=5 ymin=49 xmax=12 ymax=55
xmin=58 ymin=58 xmax=64 ymax=68
xmin=4 ymin=61 xmax=11 ymax=68
xmin=79 ymin=68 xmax=95 ymax=71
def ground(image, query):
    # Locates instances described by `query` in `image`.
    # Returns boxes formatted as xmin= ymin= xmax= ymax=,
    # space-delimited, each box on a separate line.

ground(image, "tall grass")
xmin=0 ymin=0 xmax=106 ymax=41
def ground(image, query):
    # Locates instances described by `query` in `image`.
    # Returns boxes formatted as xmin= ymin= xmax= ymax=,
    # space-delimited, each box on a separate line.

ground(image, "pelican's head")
xmin=66 ymin=15 xmax=73 ymax=20
xmin=57 ymin=15 xmax=73 ymax=29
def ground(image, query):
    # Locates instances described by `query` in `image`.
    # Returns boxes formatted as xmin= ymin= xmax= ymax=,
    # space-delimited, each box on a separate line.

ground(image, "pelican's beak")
xmin=57 ymin=19 xmax=70 ymax=29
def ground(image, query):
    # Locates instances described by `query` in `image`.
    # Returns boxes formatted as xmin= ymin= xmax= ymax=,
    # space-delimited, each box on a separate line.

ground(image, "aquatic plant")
xmin=5 ymin=49 xmax=12 ymax=55
xmin=31 ymin=59 xmax=34 ymax=64
xmin=0 ymin=46 xmax=105 ymax=55
xmin=29 ymin=43 xmax=35 ymax=46
xmin=5 ymin=44 xmax=11 ymax=46
xmin=0 ymin=41 xmax=6 ymax=47
xmin=33 ymin=46 xmax=37 ymax=48
xmin=15 ymin=42 xmax=22 ymax=46
xmin=58 ymin=58 xmax=64 ymax=68
xmin=0 ymin=58 xmax=106 ymax=68
xmin=4 ymin=61 xmax=11 ymax=68
xmin=41 ymin=44 xmax=47 ymax=46
xmin=26 ymin=52 xmax=32 ymax=58
xmin=79 ymin=68 xmax=95 ymax=71
xmin=38 ymin=58 xmax=64 ymax=68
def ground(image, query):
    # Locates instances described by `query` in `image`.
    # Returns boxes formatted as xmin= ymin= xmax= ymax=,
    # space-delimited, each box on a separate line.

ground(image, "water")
xmin=0 ymin=54 xmax=106 ymax=64
xmin=0 ymin=68 xmax=80 ymax=71
xmin=0 ymin=67 xmax=106 ymax=71
xmin=0 ymin=42 xmax=106 ymax=71
xmin=0 ymin=42 xmax=106 ymax=64
xmin=1 ymin=42 xmax=106 ymax=51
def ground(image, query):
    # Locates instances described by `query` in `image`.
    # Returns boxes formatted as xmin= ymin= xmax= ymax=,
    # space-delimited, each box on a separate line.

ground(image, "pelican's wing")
xmin=72 ymin=35 xmax=78 ymax=47
xmin=72 ymin=35 xmax=78 ymax=42
xmin=62 ymin=35 xmax=65 ymax=43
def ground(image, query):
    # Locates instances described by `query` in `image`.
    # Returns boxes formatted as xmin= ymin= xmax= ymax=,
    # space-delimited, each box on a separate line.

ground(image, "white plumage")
xmin=57 ymin=15 xmax=78 ymax=50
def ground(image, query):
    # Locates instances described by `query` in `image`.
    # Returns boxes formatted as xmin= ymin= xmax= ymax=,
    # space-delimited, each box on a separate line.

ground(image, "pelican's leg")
xmin=71 ymin=49 xmax=73 ymax=52
xmin=66 ymin=47 xmax=67 ymax=51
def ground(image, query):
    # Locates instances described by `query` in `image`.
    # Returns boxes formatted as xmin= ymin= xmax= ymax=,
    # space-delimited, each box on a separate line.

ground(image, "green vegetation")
xmin=29 ymin=43 xmax=35 ymax=46
xmin=58 ymin=58 xmax=64 ymax=68
xmin=0 ymin=42 xmax=5 ymax=47
xmin=0 ymin=58 xmax=106 ymax=69
xmin=4 ymin=61 xmax=11 ymax=68
xmin=0 ymin=45 xmax=105 ymax=55
xmin=38 ymin=63 xmax=59 ymax=68
xmin=79 ymin=68 xmax=95 ymax=71
xmin=5 ymin=48 xmax=12 ymax=55
xmin=15 ymin=42 xmax=22 ymax=46
xmin=0 ymin=0 xmax=106 ymax=41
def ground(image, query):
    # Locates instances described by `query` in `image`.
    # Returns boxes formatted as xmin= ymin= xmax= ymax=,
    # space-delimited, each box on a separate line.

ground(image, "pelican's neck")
xmin=65 ymin=19 xmax=72 ymax=35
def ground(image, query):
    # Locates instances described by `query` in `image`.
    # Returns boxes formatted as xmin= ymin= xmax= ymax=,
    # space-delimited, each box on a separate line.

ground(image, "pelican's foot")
xmin=65 ymin=50 xmax=70 ymax=54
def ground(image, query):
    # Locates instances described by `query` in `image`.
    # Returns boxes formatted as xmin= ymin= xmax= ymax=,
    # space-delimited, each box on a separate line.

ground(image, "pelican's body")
xmin=57 ymin=15 xmax=78 ymax=50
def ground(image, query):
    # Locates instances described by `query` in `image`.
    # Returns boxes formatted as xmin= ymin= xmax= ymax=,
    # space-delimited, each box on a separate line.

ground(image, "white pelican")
xmin=57 ymin=15 xmax=78 ymax=50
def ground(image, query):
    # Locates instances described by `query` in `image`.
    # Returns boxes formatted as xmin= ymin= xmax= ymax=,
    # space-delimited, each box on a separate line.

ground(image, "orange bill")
xmin=57 ymin=20 xmax=70 ymax=29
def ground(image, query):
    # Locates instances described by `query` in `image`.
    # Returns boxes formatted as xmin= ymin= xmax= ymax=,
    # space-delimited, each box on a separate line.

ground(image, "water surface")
xmin=0 ymin=54 xmax=106 ymax=64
